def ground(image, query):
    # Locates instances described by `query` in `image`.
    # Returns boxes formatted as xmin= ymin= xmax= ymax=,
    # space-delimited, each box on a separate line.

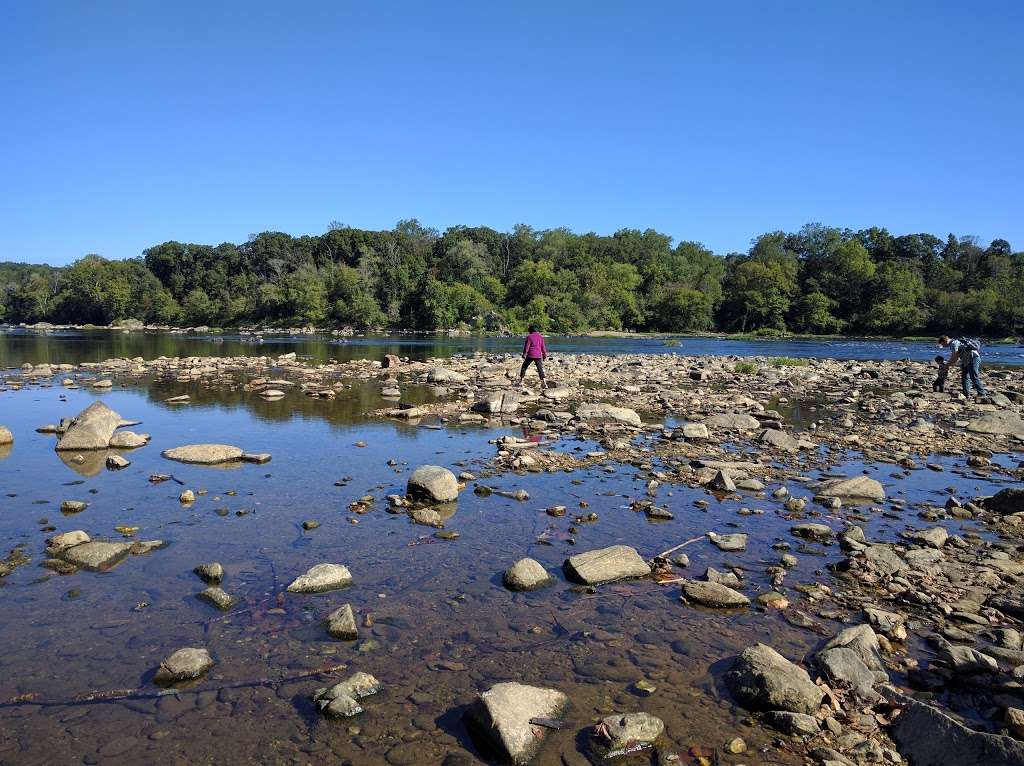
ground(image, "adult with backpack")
xmin=939 ymin=335 xmax=988 ymax=397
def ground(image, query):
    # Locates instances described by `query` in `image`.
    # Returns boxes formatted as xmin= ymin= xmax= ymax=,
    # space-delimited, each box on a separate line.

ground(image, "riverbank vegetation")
xmin=1 ymin=222 xmax=1021 ymax=337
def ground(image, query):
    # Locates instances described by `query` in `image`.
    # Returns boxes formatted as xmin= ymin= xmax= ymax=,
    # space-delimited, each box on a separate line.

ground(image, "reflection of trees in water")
xmin=139 ymin=378 xmax=439 ymax=433
xmin=0 ymin=330 xmax=523 ymax=367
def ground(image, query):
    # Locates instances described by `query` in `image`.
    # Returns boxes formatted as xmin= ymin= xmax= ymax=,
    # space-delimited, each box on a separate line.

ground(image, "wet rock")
xmin=764 ymin=710 xmax=821 ymax=736
xmin=681 ymin=579 xmax=750 ymax=608
xmin=60 ymin=500 xmax=88 ymax=514
xmin=862 ymin=545 xmax=905 ymax=575
xmin=153 ymin=647 xmax=213 ymax=685
xmin=575 ymin=403 xmax=641 ymax=427
xmin=597 ymin=712 xmax=664 ymax=749
xmin=503 ymin=558 xmax=553 ymax=591
xmin=179 ymin=489 xmax=195 ymax=504
xmin=966 ymin=411 xmax=1024 ymax=437
xmin=130 ymin=540 xmax=165 ymax=555
xmin=705 ymin=567 xmax=742 ymax=588
xmin=59 ymin=541 xmax=132 ymax=571
xmin=46 ymin=530 xmax=90 ymax=553
xmin=324 ymin=604 xmax=358 ymax=640
xmin=162 ymin=444 xmax=244 ymax=464
xmin=465 ymin=682 xmax=568 ymax=765
xmin=106 ymin=454 xmax=130 ymax=469
xmin=791 ymin=523 xmax=833 ymax=540
xmin=819 ymin=476 xmax=885 ymax=501
xmin=194 ymin=562 xmax=224 ymax=583
xmin=55 ymin=401 xmax=124 ymax=451
xmin=726 ymin=643 xmax=823 ymax=714
xmin=563 ymin=545 xmax=650 ymax=585
xmin=241 ymin=452 xmax=272 ymax=464
xmin=411 ymin=507 xmax=443 ymax=527
xmin=0 ymin=426 xmax=13 ymax=445
xmin=709 ymin=532 xmax=747 ymax=552
xmin=710 ymin=470 xmax=736 ymax=492
xmin=197 ymin=586 xmax=237 ymax=610
xmin=407 ymin=465 xmax=459 ymax=503
xmin=313 ymin=672 xmax=382 ymax=718
xmin=108 ymin=431 xmax=149 ymax=449
xmin=287 ymin=563 xmax=353 ymax=593
xmin=912 ymin=526 xmax=949 ymax=548
xmin=882 ymin=684 xmax=1024 ymax=765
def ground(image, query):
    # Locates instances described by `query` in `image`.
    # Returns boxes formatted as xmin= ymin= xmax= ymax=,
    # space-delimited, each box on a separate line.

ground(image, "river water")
xmin=0 ymin=333 xmax=1020 ymax=765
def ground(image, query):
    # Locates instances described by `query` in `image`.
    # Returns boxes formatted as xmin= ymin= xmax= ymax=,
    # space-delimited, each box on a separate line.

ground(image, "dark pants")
xmin=520 ymin=357 xmax=545 ymax=381
xmin=961 ymin=355 xmax=987 ymax=396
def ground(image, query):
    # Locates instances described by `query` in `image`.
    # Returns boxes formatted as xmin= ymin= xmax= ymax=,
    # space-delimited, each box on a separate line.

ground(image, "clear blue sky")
xmin=2 ymin=1 xmax=1021 ymax=265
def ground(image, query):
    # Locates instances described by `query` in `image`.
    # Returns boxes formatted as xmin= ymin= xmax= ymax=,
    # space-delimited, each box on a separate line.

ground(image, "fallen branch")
xmin=655 ymin=535 xmax=704 ymax=559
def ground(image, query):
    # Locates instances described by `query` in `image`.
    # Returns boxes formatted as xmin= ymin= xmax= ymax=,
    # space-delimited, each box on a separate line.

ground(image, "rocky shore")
xmin=2 ymin=349 xmax=1024 ymax=765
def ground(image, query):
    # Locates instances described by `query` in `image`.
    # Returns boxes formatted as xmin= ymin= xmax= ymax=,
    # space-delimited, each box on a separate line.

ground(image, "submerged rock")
xmin=55 ymin=401 xmax=124 ymax=451
xmin=465 ymin=682 xmax=568 ymax=765
xmin=59 ymin=541 xmax=132 ymax=571
xmin=818 ymin=476 xmax=885 ymax=501
xmin=162 ymin=444 xmax=244 ymax=465
xmin=407 ymin=465 xmax=459 ymax=503
xmin=287 ymin=563 xmax=353 ymax=593
xmin=596 ymin=712 xmax=664 ymax=750
xmin=324 ymin=604 xmax=358 ymax=640
xmin=681 ymin=579 xmax=750 ymax=609
xmin=726 ymin=643 xmax=823 ymax=715
xmin=563 ymin=545 xmax=650 ymax=585
xmin=197 ymin=586 xmax=237 ymax=611
xmin=194 ymin=562 xmax=224 ymax=584
xmin=503 ymin=558 xmax=553 ymax=591
xmin=153 ymin=647 xmax=213 ymax=685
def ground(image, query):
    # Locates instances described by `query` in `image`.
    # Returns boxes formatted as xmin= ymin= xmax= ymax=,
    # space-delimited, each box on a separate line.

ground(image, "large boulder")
xmin=426 ymin=367 xmax=467 ymax=384
xmin=161 ymin=444 xmax=244 ymax=464
xmin=563 ymin=545 xmax=650 ymax=585
xmin=473 ymin=392 xmax=521 ymax=415
xmin=55 ymin=401 xmax=123 ymax=451
xmin=407 ymin=465 xmax=459 ymax=503
xmin=966 ymin=411 xmax=1024 ymax=437
xmin=466 ymin=682 xmax=568 ymax=765
xmin=819 ymin=476 xmax=885 ymax=501
xmin=984 ymin=489 xmax=1024 ymax=516
xmin=726 ymin=643 xmax=823 ymax=715
xmin=575 ymin=403 xmax=642 ymax=427
xmin=819 ymin=624 xmax=886 ymax=674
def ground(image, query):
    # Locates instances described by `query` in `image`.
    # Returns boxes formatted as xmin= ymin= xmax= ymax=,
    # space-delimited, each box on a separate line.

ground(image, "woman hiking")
xmin=518 ymin=325 xmax=548 ymax=389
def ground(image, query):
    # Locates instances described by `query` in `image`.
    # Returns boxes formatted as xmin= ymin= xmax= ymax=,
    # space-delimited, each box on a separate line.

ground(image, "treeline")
xmin=1 ymin=221 xmax=1022 ymax=336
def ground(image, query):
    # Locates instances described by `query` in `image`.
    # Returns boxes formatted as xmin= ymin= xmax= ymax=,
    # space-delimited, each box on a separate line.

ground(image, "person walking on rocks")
xmin=518 ymin=325 xmax=548 ymax=389
xmin=940 ymin=335 xmax=988 ymax=397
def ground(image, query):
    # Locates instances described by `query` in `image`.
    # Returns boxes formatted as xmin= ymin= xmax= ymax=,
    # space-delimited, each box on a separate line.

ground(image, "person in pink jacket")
xmin=518 ymin=325 xmax=548 ymax=389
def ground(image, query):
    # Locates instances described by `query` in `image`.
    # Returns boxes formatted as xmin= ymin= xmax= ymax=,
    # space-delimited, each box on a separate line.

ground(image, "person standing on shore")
xmin=518 ymin=325 xmax=548 ymax=389
xmin=940 ymin=335 xmax=988 ymax=397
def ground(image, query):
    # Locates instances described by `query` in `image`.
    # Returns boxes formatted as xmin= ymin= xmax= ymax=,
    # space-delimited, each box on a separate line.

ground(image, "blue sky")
xmin=2 ymin=1 xmax=1021 ymax=265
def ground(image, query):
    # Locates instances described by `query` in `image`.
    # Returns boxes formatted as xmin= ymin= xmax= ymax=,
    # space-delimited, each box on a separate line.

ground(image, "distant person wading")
xmin=939 ymin=335 xmax=987 ymax=397
xmin=518 ymin=326 xmax=548 ymax=389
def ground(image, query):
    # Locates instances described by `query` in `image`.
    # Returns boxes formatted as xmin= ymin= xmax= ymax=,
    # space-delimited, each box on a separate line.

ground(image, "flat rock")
xmin=912 ymin=526 xmax=949 ymax=548
xmin=705 ymin=412 xmax=761 ymax=431
xmin=55 ymin=401 xmax=124 ymax=451
xmin=287 ymin=563 xmax=353 ymax=593
xmin=682 ymin=579 xmax=750 ymax=608
xmin=709 ymin=532 xmax=747 ymax=552
xmin=473 ymin=392 xmax=521 ymax=415
xmin=575 ymin=403 xmax=641 ymax=427
xmin=108 ymin=431 xmax=149 ymax=449
xmin=726 ymin=643 xmax=823 ymax=714
xmin=758 ymin=428 xmax=801 ymax=452
xmin=503 ymin=558 xmax=553 ymax=591
xmin=324 ymin=604 xmax=358 ymax=640
xmin=240 ymin=452 xmax=272 ymax=464
xmin=426 ymin=367 xmax=467 ymax=384
xmin=59 ymin=541 xmax=132 ymax=571
xmin=792 ymin=523 xmax=833 ymax=540
xmin=563 ymin=545 xmax=650 ymax=585
xmin=819 ymin=475 xmax=885 ymax=501
xmin=407 ymin=465 xmax=459 ymax=503
xmin=466 ymin=682 xmax=568 ymax=765
xmin=153 ymin=647 xmax=213 ymax=685
xmin=46 ymin=530 xmax=90 ymax=553
xmin=763 ymin=711 xmax=821 ymax=736
xmin=966 ymin=411 xmax=1024 ymax=436
xmin=161 ymin=444 xmax=244 ymax=464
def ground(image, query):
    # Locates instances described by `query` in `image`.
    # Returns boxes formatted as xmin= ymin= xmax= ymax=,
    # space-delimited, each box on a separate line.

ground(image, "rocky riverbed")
xmin=1 ymin=350 xmax=1023 ymax=765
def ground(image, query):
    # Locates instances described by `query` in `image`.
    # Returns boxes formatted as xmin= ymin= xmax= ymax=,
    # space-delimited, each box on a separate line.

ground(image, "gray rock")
xmin=106 ymin=454 xmax=130 ymax=469
xmin=108 ymin=431 xmax=149 ymax=449
xmin=704 ymin=567 xmax=742 ymax=589
xmin=426 ymin=367 xmax=467 ymax=384
xmin=705 ymin=412 xmax=760 ymax=431
xmin=59 ymin=540 xmax=132 ymax=571
xmin=818 ymin=476 xmax=885 ymax=501
xmin=465 ymin=682 xmax=568 ymax=765
xmin=575 ymin=403 xmax=642 ymax=427
xmin=758 ymin=428 xmax=801 ymax=452
xmin=682 ymin=579 xmax=750 ymax=608
xmin=726 ymin=643 xmax=823 ymax=714
xmin=791 ymin=523 xmax=833 ymax=540
xmin=60 ymin=500 xmax=88 ymax=514
xmin=313 ymin=672 xmax=382 ymax=718
xmin=563 ymin=545 xmax=650 ymax=585
xmin=709 ymin=532 xmax=747 ymax=552
xmin=597 ymin=712 xmax=664 ymax=749
xmin=411 ymin=507 xmax=443 ymax=527
xmin=55 ymin=401 xmax=124 ymax=451
xmin=153 ymin=647 xmax=213 ymax=685
xmin=710 ymin=470 xmax=737 ymax=492
xmin=937 ymin=641 xmax=999 ymax=674
xmin=473 ymin=392 xmax=521 ymax=415
xmin=46 ymin=530 xmax=90 ymax=553
xmin=197 ymin=586 xmax=237 ymax=610
xmin=966 ymin=411 xmax=1024 ymax=437
xmin=194 ymin=562 xmax=223 ymax=584
xmin=815 ymin=647 xmax=880 ymax=699
xmin=503 ymin=558 xmax=553 ymax=591
xmin=407 ymin=465 xmax=459 ymax=503
xmin=820 ymin=625 xmax=886 ymax=674
xmin=680 ymin=422 xmax=709 ymax=439
xmin=764 ymin=710 xmax=821 ymax=736
xmin=324 ymin=604 xmax=358 ymax=640
xmin=862 ymin=545 xmax=905 ymax=576
xmin=287 ymin=563 xmax=353 ymax=593
xmin=882 ymin=685 xmax=1024 ymax=766
xmin=161 ymin=444 xmax=244 ymax=464
xmin=912 ymin=526 xmax=949 ymax=548
xmin=241 ymin=452 xmax=272 ymax=464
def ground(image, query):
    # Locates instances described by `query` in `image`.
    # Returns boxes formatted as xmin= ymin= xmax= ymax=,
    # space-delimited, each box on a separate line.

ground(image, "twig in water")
xmin=656 ymin=535 xmax=704 ymax=559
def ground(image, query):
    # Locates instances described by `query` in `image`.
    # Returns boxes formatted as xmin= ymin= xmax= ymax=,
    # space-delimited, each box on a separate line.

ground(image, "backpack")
xmin=957 ymin=337 xmax=982 ymax=354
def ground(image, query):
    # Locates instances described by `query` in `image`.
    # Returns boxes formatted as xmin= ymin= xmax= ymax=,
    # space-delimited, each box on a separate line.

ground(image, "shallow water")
xmin=0 ymin=375 xmax=1021 ymax=765
xmin=3 ymin=327 xmax=1024 ymax=367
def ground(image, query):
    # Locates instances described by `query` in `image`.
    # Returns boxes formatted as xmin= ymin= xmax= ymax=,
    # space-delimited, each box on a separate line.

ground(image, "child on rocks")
xmin=932 ymin=354 xmax=949 ymax=392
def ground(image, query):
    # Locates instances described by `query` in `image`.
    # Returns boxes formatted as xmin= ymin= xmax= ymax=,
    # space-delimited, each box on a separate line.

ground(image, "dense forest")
xmin=1 ymin=221 xmax=1022 ymax=337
